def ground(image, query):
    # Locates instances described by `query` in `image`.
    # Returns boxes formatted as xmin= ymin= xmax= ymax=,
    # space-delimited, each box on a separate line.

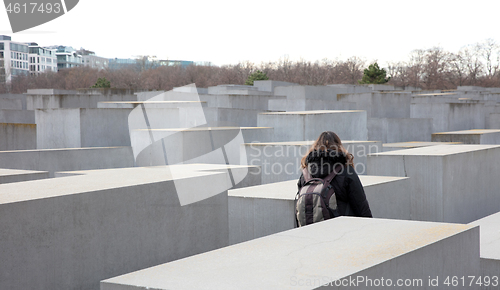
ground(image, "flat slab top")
xmin=469 ymin=211 xmax=500 ymax=259
xmin=244 ymin=140 xmax=379 ymax=146
xmin=135 ymin=127 xmax=273 ymax=132
xmin=432 ymin=129 xmax=500 ymax=135
xmin=370 ymin=144 xmax=500 ymax=156
xmin=229 ymin=175 xmax=408 ymax=200
xmin=101 ymin=217 xmax=473 ymax=290
xmin=0 ymin=168 xmax=47 ymax=176
xmin=0 ymin=164 xmax=252 ymax=205
xmin=383 ymin=141 xmax=462 ymax=148
xmin=0 ymin=146 xmax=130 ymax=153
xmin=259 ymin=110 xmax=365 ymax=115
xmin=413 ymin=92 xmax=457 ymax=96
xmin=99 ymin=101 xmax=204 ymax=104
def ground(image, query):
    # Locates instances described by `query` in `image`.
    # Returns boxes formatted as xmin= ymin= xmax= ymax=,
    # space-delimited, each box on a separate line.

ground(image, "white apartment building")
xmin=0 ymin=35 xmax=29 ymax=83
xmin=28 ymin=43 xmax=57 ymax=75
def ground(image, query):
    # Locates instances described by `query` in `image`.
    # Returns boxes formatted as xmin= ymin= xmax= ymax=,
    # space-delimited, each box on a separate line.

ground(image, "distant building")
xmin=0 ymin=35 xmax=29 ymax=83
xmin=28 ymin=43 xmax=57 ymax=75
xmin=108 ymin=57 xmax=194 ymax=71
xmin=108 ymin=58 xmax=139 ymax=71
xmin=45 ymin=45 xmax=83 ymax=71
xmin=77 ymin=48 xmax=108 ymax=70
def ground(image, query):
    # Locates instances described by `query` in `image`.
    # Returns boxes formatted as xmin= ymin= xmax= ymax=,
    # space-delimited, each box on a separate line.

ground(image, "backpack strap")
xmin=302 ymin=164 xmax=342 ymax=185
xmin=324 ymin=164 xmax=342 ymax=184
xmin=301 ymin=167 xmax=312 ymax=183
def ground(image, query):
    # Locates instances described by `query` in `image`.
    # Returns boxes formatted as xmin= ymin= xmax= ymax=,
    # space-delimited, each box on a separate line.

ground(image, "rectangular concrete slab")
xmin=0 ymin=97 xmax=23 ymax=110
xmin=228 ymin=175 xmax=410 ymax=244
xmin=0 ymin=146 xmax=134 ymax=177
xmin=101 ymin=217 xmax=479 ymax=290
xmin=368 ymin=118 xmax=433 ymax=143
xmin=0 ymin=109 xmax=35 ymax=124
xmin=0 ymin=123 xmax=36 ymax=150
xmin=133 ymin=127 xmax=274 ymax=167
xmin=382 ymin=141 xmax=462 ymax=152
xmin=0 ymin=168 xmax=49 ymax=184
xmin=410 ymin=102 xmax=486 ymax=133
xmin=35 ymin=108 xmax=132 ymax=149
xmin=469 ymin=211 xmax=500 ymax=283
xmin=26 ymin=89 xmax=137 ymax=110
xmin=97 ymin=101 xmax=207 ymax=109
xmin=432 ymin=129 xmax=500 ymax=144
xmin=257 ymin=110 xmax=367 ymax=142
xmin=368 ymin=145 xmax=500 ymax=223
xmin=0 ymin=164 xmax=254 ymax=290
xmin=337 ymin=92 xmax=412 ymax=118
xmin=469 ymin=211 xmax=500 ymax=290
xmin=486 ymin=113 xmax=500 ymax=129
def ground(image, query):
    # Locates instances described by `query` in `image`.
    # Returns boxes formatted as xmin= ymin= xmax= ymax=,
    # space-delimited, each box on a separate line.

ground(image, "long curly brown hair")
xmin=300 ymin=131 xmax=354 ymax=168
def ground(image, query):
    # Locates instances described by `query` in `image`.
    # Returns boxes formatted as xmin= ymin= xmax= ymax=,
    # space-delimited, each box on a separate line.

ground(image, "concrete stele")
xmin=101 ymin=217 xmax=479 ymax=290
xmin=432 ymin=129 xmax=500 ymax=144
xmin=0 ymin=164 xmax=255 ymax=290
xmin=228 ymin=175 xmax=409 ymax=245
xmin=257 ymin=110 xmax=368 ymax=142
xmin=382 ymin=141 xmax=462 ymax=152
xmin=469 ymin=211 xmax=500 ymax=283
xmin=367 ymin=144 xmax=500 ymax=223
xmin=0 ymin=168 xmax=49 ymax=184
xmin=0 ymin=146 xmax=134 ymax=177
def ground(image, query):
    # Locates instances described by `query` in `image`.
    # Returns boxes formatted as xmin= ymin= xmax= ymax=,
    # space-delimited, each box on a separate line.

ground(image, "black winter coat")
xmin=297 ymin=149 xmax=373 ymax=218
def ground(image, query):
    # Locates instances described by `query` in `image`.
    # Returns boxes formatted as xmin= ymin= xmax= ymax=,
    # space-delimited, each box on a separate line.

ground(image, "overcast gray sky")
xmin=1 ymin=0 xmax=499 ymax=66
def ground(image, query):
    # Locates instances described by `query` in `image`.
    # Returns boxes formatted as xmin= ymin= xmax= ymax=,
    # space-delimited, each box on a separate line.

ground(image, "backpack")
xmin=295 ymin=165 xmax=341 ymax=227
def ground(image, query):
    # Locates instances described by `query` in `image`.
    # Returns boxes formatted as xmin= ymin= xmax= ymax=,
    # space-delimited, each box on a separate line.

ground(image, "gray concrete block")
xmin=253 ymin=80 xmax=297 ymax=93
xmin=134 ymin=127 xmax=273 ymax=167
xmin=173 ymin=86 xmax=208 ymax=94
xmin=284 ymin=99 xmax=357 ymax=111
xmin=382 ymin=141 xmax=462 ymax=152
xmin=0 ymin=123 xmax=36 ymax=150
xmin=202 ymin=107 xmax=265 ymax=127
xmin=410 ymin=102 xmax=486 ymax=133
xmin=469 ymin=211 xmax=500 ymax=288
xmin=228 ymin=175 xmax=410 ymax=244
xmin=257 ymin=110 xmax=368 ymax=142
xmin=338 ymin=92 xmax=412 ymax=118
xmin=0 ymin=164 xmax=244 ymax=290
xmin=208 ymin=84 xmax=263 ymax=95
xmin=0 ymin=168 xmax=49 ymax=184
xmin=101 ymin=217 xmax=480 ymax=290
xmin=368 ymin=145 xmax=500 ymax=223
xmin=327 ymin=84 xmax=373 ymax=94
xmin=0 ymin=97 xmax=23 ymax=110
xmin=245 ymin=140 xmax=382 ymax=183
xmin=97 ymin=101 xmax=207 ymax=109
xmin=0 ymin=109 xmax=35 ymax=124
xmin=274 ymin=85 xmax=349 ymax=101
xmin=432 ymin=129 xmax=500 ymax=144
xmin=135 ymin=90 xmax=166 ymax=101
xmin=0 ymin=93 xmax=26 ymax=109
xmin=487 ymin=113 xmax=500 ymax=129
xmin=26 ymin=89 xmax=137 ymax=110
xmin=368 ymin=118 xmax=433 ymax=143
xmin=35 ymin=108 xmax=132 ymax=149
xmin=0 ymin=147 xmax=134 ymax=177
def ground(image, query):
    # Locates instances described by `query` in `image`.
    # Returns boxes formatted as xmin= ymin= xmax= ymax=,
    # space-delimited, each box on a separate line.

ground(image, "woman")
xmin=297 ymin=131 xmax=372 ymax=217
